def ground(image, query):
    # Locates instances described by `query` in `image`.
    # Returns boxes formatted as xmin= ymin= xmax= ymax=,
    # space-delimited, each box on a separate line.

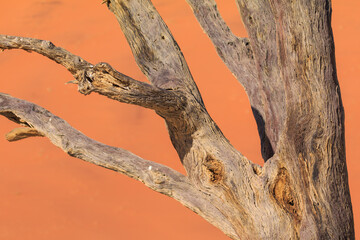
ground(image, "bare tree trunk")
xmin=0 ymin=0 xmax=354 ymax=239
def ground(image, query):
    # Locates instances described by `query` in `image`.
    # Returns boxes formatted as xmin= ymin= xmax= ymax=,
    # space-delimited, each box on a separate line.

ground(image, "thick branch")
xmin=0 ymin=93 xmax=181 ymax=184
xmin=0 ymin=35 xmax=184 ymax=116
xmin=186 ymin=0 xmax=286 ymax=161
xmin=106 ymin=0 xmax=203 ymax=102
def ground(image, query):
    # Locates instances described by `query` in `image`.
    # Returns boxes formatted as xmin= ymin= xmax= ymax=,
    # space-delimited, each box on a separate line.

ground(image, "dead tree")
xmin=0 ymin=0 xmax=354 ymax=239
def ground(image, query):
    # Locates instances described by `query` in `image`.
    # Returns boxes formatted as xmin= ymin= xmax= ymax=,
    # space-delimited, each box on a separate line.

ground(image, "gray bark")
xmin=0 ymin=0 xmax=354 ymax=239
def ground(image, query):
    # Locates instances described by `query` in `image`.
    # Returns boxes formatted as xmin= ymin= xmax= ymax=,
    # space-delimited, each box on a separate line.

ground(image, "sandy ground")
xmin=0 ymin=0 xmax=359 ymax=239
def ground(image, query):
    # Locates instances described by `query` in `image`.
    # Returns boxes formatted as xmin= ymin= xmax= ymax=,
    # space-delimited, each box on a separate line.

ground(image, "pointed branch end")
xmin=101 ymin=0 xmax=110 ymax=6
xmin=65 ymin=80 xmax=79 ymax=85
xmin=66 ymin=79 xmax=93 ymax=95
xmin=5 ymin=127 xmax=44 ymax=142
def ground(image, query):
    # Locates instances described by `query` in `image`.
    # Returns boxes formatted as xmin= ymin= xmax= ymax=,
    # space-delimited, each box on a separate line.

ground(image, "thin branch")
xmin=106 ymin=0 xmax=203 ymax=102
xmin=0 ymin=35 xmax=90 ymax=76
xmin=185 ymin=0 xmax=288 ymax=161
xmin=0 ymin=92 xmax=239 ymax=239
xmin=0 ymin=35 xmax=185 ymax=116
xmin=185 ymin=0 xmax=256 ymax=82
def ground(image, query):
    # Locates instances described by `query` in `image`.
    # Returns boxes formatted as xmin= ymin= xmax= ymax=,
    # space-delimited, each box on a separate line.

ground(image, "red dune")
xmin=0 ymin=0 xmax=359 ymax=239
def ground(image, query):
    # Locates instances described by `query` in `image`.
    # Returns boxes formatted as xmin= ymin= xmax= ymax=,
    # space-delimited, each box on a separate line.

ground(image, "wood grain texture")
xmin=0 ymin=35 xmax=184 ymax=116
xmin=0 ymin=0 xmax=354 ymax=239
xmin=0 ymin=92 xmax=240 ymax=239
xmin=107 ymin=0 xmax=202 ymax=102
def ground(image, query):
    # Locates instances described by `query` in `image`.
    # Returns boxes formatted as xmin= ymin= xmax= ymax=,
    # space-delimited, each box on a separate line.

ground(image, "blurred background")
xmin=0 ymin=0 xmax=358 ymax=239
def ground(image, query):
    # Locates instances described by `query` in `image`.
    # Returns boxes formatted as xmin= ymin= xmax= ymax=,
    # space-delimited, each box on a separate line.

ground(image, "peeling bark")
xmin=0 ymin=0 xmax=354 ymax=239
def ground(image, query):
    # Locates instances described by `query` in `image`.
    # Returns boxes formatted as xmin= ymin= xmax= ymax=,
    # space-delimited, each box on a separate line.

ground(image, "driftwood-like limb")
xmin=185 ymin=0 xmax=255 ymax=80
xmin=0 ymin=35 xmax=184 ymax=116
xmin=91 ymin=62 xmax=186 ymax=115
xmin=0 ymin=92 xmax=240 ymax=239
xmin=106 ymin=0 xmax=203 ymax=102
xmin=187 ymin=0 xmax=284 ymax=161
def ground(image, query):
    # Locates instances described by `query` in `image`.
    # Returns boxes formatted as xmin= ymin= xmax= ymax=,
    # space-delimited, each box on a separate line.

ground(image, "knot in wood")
xmin=76 ymin=70 xmax=94 ymax=95
xmin=203 ymin=155 xmax=224 ymax=184
xmin=271 ymin=168 xmax=301 ymax=221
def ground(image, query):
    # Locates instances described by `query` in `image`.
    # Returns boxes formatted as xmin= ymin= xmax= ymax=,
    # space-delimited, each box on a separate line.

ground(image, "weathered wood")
xmin=0 ymin=0 xmax=354 ymax=239
xmin=107 ymin=0 xmax=202 ymax=101
xmin=187 ymin=0 xmax=285 ymax=160
xmin=185 ymin=0 xmax=255 ymax=79
xmin=0 ymin=35 xmax=185 ymax=116
xmin=0 ymin=92 xmax=240 ymax=239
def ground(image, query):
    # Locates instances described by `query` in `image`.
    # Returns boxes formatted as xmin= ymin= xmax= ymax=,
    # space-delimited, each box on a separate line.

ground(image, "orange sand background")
xmin=0 ymin=0 xmax=359 ymax=239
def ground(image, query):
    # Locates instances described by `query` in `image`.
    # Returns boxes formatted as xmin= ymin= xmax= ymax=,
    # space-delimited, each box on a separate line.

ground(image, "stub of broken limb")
xmin=5 ymin=127 xmax=44 ymax=142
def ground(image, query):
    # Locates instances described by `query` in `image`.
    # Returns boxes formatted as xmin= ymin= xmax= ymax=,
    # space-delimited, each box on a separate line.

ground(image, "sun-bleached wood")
xmin=0 ymin=0 xmax=354 ymax=239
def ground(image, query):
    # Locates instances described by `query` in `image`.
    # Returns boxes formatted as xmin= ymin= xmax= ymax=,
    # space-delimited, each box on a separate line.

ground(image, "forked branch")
xmin=187 ymin=0 xmax=285 ymax=160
